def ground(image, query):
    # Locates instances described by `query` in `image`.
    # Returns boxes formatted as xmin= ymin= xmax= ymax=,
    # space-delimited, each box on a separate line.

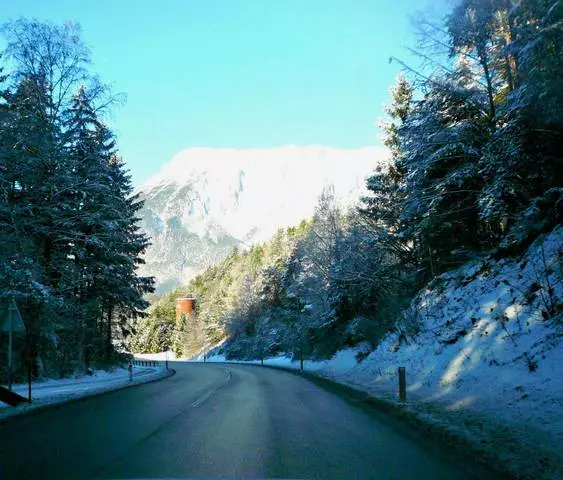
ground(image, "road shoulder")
xmin=0 ymin=367 xmax=176 ymax=425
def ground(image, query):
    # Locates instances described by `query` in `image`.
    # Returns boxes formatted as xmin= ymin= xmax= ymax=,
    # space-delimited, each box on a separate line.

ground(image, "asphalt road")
xmin=0 ymin=362 xmax=499 ymax=480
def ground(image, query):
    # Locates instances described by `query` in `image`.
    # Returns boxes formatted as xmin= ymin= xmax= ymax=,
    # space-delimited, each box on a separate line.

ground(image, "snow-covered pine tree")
xmin=64 ymin=89 xmax=155 ymax=362
xmin=60 ymin=86 xmax=114 ymax=367
xmin=480 ymin=0 xmax=563 ymax=239
xmin=1 ymin=19 xmax=154 ymax=377
xmin=398 ymin=73 xmax=492 ymax=272
xmin=361 ymin=74 xmax=415 ymax=262
xmin=0 ymin=72 xmax=78 ymax=376
xmin=100 ymin=154 xmax=154 ymax=359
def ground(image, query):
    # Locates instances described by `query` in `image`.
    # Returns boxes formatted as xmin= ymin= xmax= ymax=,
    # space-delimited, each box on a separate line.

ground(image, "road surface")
xmin=0 ymin=362 xmax=499 ymax=479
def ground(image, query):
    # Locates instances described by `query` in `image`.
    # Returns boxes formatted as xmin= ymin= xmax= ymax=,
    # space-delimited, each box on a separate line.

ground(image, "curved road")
xmin=0 ymin=363 xmax=498 ymax=479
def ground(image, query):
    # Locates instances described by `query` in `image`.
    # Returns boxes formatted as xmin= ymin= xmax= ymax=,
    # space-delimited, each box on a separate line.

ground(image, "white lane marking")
xmin=190 ymin=368 xmax=232 ymax=408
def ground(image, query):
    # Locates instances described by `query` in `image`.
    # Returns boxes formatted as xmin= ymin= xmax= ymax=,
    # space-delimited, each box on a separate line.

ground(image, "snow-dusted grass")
xmin=207 ymin=227 xmax=563 ymax=480
xmin=0 ymin=364 xmax=170 ymax=422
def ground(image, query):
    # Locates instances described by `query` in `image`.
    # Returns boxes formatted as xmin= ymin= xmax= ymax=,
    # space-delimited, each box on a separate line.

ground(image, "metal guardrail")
xmin=132 ymin=360 xmax=159 ymax=367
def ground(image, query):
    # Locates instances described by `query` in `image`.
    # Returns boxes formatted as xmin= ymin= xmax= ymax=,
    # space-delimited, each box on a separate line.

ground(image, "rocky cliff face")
xmin=137 ymin=146 xmax=388 ymax=293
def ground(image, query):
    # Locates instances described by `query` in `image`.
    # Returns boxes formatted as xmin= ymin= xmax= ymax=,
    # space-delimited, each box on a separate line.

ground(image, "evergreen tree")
xmin=361 ymin=75 xmax=415 ymax=263
xmin=481 ymin=0 xmax=563 ymax=233
xmin=399 ymin=75 xmax=491 ymax=272
xmin=0 ymin=19 xmax=154 ymax=378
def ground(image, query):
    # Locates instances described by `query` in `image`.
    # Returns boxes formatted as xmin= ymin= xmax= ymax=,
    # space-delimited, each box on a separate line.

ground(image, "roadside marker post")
xmin=398 ymin=366 xmax=406 ymax=402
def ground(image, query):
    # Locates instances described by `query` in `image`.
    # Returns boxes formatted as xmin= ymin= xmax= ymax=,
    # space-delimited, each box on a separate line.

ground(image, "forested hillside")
xmin=130 ymin=0 xmax=562 ymax=363
xmin=0 ymin=20 xmax=154 ymax=381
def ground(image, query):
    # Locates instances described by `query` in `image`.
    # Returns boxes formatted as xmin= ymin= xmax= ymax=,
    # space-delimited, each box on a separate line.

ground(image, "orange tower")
xmin=175 ymin=296 xmax=196 ymax=321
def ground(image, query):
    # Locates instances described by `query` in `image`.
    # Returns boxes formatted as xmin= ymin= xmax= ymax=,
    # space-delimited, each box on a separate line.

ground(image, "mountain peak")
xmin=138 ymin=146 xmax=389 ymax=292
xmin=141 ymin=145 xmax=389 ymax=189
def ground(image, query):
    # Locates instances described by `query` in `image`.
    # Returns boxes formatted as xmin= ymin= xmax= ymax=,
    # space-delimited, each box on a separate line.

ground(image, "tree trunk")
xmin=501 ymin=0 xmax=518 ymax=90
xmin=480 ymin=50 xmax=496 ymax=130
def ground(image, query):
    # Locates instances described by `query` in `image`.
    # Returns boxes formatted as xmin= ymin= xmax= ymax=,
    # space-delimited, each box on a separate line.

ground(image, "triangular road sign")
xmin=1 ymin=299 xmax=25 ymax=333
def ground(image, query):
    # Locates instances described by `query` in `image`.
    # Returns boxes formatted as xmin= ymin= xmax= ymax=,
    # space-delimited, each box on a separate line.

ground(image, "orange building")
xmin=175 ymin=296 xmax=196 ymax=322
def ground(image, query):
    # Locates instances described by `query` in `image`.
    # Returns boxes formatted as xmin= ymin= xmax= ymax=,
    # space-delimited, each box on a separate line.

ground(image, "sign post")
xmin=2 ymin=299 xmax=26 ymax=392
xmin=8 ymin=310 xmax=12 ymax=391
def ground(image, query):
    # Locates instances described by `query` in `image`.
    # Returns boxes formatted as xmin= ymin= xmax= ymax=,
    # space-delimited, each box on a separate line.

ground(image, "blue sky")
xmin=2 ymin=0 xmax=447 ymax=185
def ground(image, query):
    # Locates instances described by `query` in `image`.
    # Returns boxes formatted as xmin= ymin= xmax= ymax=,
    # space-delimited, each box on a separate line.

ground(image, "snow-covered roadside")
xmin=207 ymin=227 xmax=563 ymax=480
xmin=135 ymin=351 xmax=184 ymax=361
xmin=0 ymin=364 xmax=172 ymax=422
xmin=134 ymin=336 xmax=228 ymax=363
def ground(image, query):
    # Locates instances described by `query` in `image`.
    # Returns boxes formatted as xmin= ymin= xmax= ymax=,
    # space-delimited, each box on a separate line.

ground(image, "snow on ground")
xmin=207 ymin=227 xmax=563 ymax=480
xmin=0 ymin=364 xmax=170 ymax=421
xmin=135 ymin=350 xmax=183 ymax=361
xmin=135 ymin=337 xmax=228 ymax=363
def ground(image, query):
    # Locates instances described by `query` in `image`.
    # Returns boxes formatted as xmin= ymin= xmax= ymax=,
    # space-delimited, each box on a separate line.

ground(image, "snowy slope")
xmin=298 ymin=227 xmax=563 ymax=479
xmin=138 ymin=146 xmax=388 ymax=292
xmin=206 ymin=227 xmax=563 ymax=479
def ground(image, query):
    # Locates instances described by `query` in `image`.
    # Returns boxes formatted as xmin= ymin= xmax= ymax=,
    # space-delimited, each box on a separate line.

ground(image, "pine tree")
xmin=101 ymin=156 xmax=154 ymax=359
xmin=480 ymin=0 xmax=563 ymax=233
xmin=1 ymin=19 xmax=154 ymax=378
xmin=361 ymin=75 xmax=415 ymax=262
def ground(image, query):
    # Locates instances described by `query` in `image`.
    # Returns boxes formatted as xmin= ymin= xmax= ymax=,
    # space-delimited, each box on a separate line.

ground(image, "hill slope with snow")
xmin=201 ymin=226 xmax=562 ymax=479
xmin=254 ymin=226 xmax=562 ymax=479
xmin=137 ymin=146 xmax=388 ymax=292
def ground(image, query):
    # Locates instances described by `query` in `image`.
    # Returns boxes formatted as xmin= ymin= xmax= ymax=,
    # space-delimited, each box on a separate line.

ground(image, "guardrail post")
xmin=398 ymin=367 xmax=406 ymax=402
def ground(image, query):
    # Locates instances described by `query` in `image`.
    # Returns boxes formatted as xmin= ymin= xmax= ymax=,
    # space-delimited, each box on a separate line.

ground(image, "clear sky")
xmin=2 ymin=0 xmax=446 ymax=185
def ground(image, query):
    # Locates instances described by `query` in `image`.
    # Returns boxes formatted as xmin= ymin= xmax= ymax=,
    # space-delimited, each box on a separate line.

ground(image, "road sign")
xmin=2 ymin=299 xmax=25 ymax=333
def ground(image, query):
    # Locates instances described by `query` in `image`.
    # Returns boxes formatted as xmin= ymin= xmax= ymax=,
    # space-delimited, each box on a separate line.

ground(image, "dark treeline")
xmin=130 ymin=0 xmax=562 ymax=361
xmin=0 ymin=20 xmax=154 ymax=381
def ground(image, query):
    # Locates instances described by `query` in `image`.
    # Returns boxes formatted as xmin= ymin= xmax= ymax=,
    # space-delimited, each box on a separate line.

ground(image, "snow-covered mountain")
xmin=137 ymin=146 xmax=389 ymax=293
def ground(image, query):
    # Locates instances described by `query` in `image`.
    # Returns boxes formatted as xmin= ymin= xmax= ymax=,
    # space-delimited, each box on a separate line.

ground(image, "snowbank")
xmin=134 ymin=350 xmax=182 ymax=361
xmin=0 ymin=364 xmax=171 ymax=422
